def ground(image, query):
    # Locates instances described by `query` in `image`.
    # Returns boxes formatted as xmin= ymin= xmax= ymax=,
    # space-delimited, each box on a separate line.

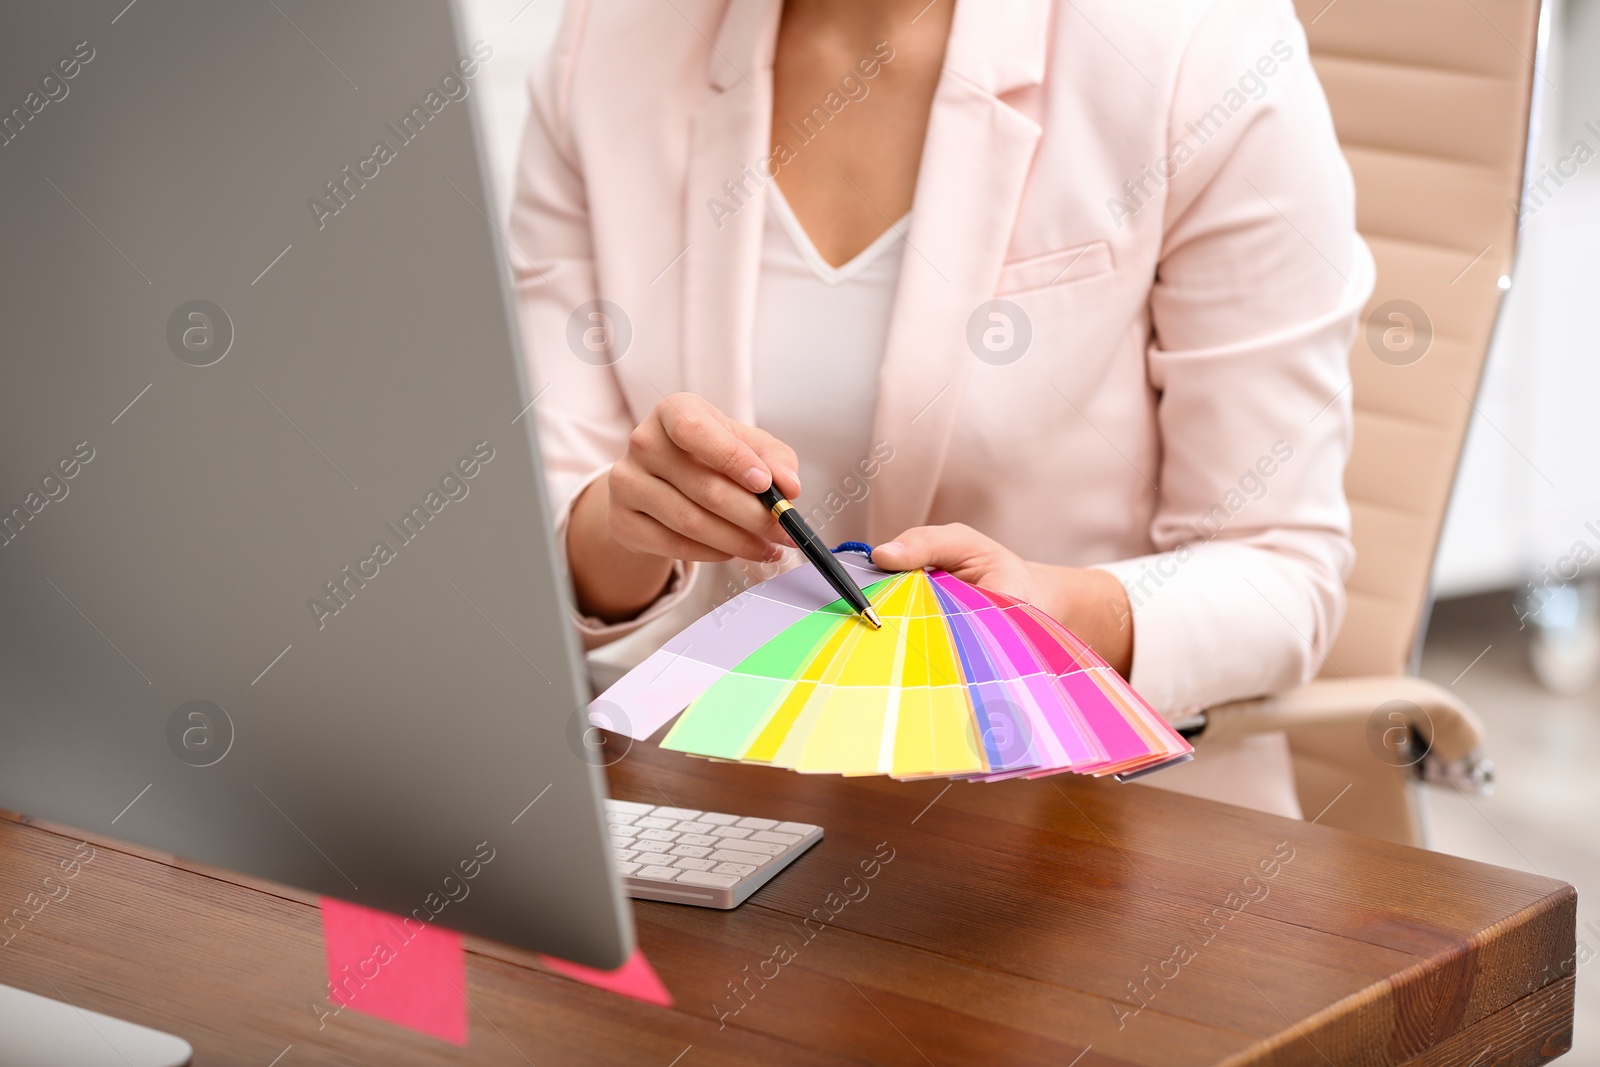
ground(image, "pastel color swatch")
xmin=592 ymin=557 xmax=1192 ymax=782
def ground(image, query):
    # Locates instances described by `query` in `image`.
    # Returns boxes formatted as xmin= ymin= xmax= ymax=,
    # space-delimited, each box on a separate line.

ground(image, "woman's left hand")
xmin=873 ymin=524 xmax=1135 ymax=677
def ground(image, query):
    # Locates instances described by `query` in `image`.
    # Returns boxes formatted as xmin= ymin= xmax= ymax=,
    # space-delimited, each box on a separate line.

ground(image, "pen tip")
xmin=863 ymin=607 xmax=882 ymax=630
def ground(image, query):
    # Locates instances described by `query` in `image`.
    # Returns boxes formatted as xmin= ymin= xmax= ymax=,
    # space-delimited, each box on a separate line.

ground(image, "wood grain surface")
xmin=0 ymin=738 xmax=1575 ymax=1065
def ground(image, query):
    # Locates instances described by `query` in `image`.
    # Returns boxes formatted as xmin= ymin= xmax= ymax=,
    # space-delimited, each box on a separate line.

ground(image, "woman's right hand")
xmin=567 ymin=393 xmax=802 ymax=622
xmin=607 ymin=392 xmax=802 ymax=562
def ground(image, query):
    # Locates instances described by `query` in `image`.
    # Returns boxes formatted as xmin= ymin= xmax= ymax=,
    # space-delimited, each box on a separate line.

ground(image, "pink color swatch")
xmin=541 ymin=948 xmax=673 ymax=1008
xmin=319 ymin=897 xmax=468 ymax=1045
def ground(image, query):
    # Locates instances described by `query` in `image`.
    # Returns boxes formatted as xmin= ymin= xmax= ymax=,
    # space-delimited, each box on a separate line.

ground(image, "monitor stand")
xmin=0 ymin=982 xmax=192 ymax=1066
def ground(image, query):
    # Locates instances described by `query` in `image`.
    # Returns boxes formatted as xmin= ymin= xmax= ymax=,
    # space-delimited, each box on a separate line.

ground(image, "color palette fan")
xmin=592 ymin=553 xmax=1192 ymax=782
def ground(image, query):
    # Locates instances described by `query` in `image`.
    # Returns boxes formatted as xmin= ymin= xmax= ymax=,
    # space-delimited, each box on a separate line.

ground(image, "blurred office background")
xmin=1419 ymin=2 xmax=1600 ymax=1057
xmin=459 ymin=0 xmax=1598 ymax=1054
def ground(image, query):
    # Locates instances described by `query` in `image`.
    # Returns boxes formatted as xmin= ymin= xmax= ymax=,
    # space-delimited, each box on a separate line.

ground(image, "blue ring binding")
xmin=831 ymin=541 xmax=874 ymax=563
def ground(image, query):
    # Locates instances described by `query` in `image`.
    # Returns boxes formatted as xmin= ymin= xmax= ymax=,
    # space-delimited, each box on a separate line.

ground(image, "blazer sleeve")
xmin=509 ymin=1 xmax=697 ymax=650
xmin=1093 ymin=0 xmax=1375 ymax=717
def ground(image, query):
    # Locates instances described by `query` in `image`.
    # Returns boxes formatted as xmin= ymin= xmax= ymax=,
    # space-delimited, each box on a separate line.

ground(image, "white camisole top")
xmin=751 ymin=182 xmax=909 ymax=543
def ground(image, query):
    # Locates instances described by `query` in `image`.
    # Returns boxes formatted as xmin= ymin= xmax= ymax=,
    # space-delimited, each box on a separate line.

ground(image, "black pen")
xmin=756 ymin=485 xmax=881 ymax=629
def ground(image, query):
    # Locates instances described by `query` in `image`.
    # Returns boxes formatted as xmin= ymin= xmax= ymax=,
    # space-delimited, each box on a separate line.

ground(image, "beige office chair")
xmin=1190 ymin=0 xmax=1549 ymax=846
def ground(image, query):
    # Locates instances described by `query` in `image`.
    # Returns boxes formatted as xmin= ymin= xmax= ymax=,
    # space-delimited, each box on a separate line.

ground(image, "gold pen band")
xmin=768 ymin=499 xmax=794 ymax=518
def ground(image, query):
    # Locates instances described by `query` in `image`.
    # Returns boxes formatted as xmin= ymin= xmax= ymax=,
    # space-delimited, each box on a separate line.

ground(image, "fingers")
xmin=655 ymin=393 xmax=773 ymax=493
xmin=873 ymin=524 xmax=994 ymax=572
xmin=609 ymin=460 xmax=783 ymax=562
xmin=733 ymin=423 xmax=802 ymax=500
xmin=609 ymin=507 xmax=737 ymax=564
xmin=608 ymin=392 xmax=804 ymax=563
xmin=644 ymin=445 xmax=791 ymax=543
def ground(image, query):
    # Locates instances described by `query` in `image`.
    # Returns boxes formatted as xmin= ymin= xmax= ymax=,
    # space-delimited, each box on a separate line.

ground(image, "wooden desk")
xmin=0 ymin=742 xmax=1576 ymax=1065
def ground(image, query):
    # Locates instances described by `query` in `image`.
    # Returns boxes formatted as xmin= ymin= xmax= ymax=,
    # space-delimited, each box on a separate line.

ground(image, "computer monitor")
xmin=0 ymin=0 xmax=632 ymax=971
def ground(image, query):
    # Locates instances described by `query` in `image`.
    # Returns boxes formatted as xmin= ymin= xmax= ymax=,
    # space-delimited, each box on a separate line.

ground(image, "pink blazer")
xmin=510 ymin=0 xmax=1375 ymax=717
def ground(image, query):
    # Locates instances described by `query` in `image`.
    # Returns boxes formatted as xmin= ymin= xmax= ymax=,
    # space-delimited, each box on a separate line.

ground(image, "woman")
xmin=510 ymin=0 xmax=1373 ymax=815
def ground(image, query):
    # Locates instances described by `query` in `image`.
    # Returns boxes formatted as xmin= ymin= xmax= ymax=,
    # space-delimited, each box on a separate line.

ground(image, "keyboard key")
xmin=749 ymin=831 xmax=802 ymax=845
xmin=676 ymin=871 xmax=740 ymax=888
xmin=710 ymin=849 xmax=771 ymax=866
xmin=711 ymin=826 xmax=752 ymax=840
xmin=673 ymin=857 xmax=716 ymax=872
xmin=678 ymin=833 xmax=718 ymax=847
xmin=614 ymin=848 xmax=638 ymax=862
xmin=608 ymin=799 xmax=659 ymax=819
xmin=637 ymin=829 xmax=678 ymax=842
xmin=670 ymin=844 xmax=712 ymax=858
xmin=674 ymin=821 xmax=714 ymax=835
xmin=735 ymin=817 xmax=779 ymax=830
xmin=606 ymin=812 xmax=639 ymax=825
xmin=616 ymin=861 xmax=642 ymax=876
xmin=636 ymin=865 xmax=680 ymax=881
xmin=608 ymin=825 xmax=640 ymax=839
xmin=700 ymin=812 xmax=739 ymax=825
xmin=635 ymin=816 xmax=677 ymax=830
xmin=713 ymin=861 xmax=756 ymax=877
xmin=651 ymin=807 xmax=702 ymax=821
xmin=718 ymin=839 xmax=785 ymax=856
xmin=774 ymin=822 xmax=817 ymax=835
xmin=633 ymin=840 xmax=673 ymax=854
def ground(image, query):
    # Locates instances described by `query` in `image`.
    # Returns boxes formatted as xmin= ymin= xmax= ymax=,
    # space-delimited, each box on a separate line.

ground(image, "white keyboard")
xmin=605 ymin=799 xmax=823 ymax=909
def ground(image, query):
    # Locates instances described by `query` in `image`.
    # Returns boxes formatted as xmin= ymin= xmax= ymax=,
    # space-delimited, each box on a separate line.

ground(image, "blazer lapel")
xmin=680 ymin=0 xmax=782 ymax=424
xmin=866 ymin=0 xmax=1050 ymax=543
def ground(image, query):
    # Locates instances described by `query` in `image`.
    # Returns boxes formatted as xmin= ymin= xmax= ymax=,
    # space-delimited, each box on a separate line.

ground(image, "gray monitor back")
xmin=0 ymin=0 xmax=633 ymax=969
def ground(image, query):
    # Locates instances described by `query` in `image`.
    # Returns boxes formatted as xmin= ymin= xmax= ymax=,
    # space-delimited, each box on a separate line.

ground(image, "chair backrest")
xmin=1294 ymin=0 xmax=1546 ymax=678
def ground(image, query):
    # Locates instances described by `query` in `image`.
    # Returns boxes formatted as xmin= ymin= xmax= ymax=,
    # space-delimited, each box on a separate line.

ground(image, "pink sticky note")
xmin=540 ymin=948 xmax=673 ymax=1007
xmin=319 ymin=897 xmax=468 ymax=1045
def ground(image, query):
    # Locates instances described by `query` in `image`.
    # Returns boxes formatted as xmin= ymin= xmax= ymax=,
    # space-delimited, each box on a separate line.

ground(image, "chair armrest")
xmin=1198 ymin=676 xmax=1487 ymax=765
